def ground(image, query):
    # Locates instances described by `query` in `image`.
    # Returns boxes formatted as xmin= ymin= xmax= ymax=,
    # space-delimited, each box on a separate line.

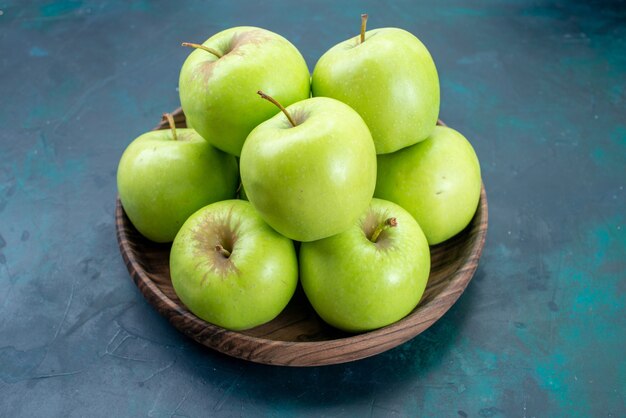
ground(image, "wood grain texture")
xmin=116 ymin=108 xmax=488 ymax=367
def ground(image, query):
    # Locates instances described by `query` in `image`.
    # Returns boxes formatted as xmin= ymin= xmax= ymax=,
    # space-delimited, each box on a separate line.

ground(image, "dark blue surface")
xmin=1 ymin=0 xmax=624 ymax=416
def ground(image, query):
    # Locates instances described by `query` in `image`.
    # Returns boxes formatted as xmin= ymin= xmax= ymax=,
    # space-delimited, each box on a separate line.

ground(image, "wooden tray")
xmin=115 ymin=108 xmax=488 ymax=367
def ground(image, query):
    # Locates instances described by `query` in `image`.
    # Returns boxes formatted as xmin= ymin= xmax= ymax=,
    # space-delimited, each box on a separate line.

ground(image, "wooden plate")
xmin=115 ymin=109 xmax=488 ymax=367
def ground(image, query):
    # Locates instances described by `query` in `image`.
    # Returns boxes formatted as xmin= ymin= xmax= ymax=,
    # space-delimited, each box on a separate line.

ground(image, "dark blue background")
xmin=1 ymin=0 xmax=624 ymax=416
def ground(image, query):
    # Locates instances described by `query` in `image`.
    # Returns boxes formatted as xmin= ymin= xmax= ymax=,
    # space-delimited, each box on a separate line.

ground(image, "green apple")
xmin=240 ymin=93 xmax=377 ymax=242
xmin=311 ymin=15 xmax=439 ymax=154
xmin=375 ymin=125 xmax=481 ymax=245
xmin=300 ymin=198 xmax=431 ymax=332
xmin=117 ymin=116 xmax=238 ymax=242
xmin=170 ymin=199 xmax=298 ymax=331
xmin=179 ymin=26 xmax=311 ymax=156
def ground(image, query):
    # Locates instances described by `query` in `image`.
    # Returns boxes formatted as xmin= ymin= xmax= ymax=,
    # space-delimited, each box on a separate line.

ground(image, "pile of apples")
xmin=117 ymin=16 xmax=482 ymax=333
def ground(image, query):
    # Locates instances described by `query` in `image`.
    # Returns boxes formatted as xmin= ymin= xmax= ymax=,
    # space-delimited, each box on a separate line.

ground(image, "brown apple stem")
xmin=215 ymin=244 xmax=231 ymax=258
xmin=181 ymin=42 xmax=223 ymax=58
xmin=370 ymin=217 xmax=397 ymax=243
xmin=257 ymin=90 xmax=297 ymax=127
xmin=164 ymin=113 xmax=177 ymax=141
xmin=360 ymin=13 xmax=368 ymax=44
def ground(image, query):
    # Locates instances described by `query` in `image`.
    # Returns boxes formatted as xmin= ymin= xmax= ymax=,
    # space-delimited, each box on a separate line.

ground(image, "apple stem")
xmin=163 ymin=113 xmax=177 ymax=141
xmin=215 ymin=244 xmax=231 ymax=258
xmin=360 ymin=13 xmax=368 ymax=44
xmin=181 ymin=42 xmax=223 ymax=58
xmin=370 ymin=217 xmax=397 ymax=243
xmin=257 ymin=90 xmax=297 ymax=127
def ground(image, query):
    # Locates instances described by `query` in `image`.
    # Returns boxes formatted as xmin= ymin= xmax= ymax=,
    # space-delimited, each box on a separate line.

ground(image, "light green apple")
xmin=179 ymin=26 xmax=311 ymax=156
xmin=299 ymin=198 xmax=431 ymax=333
xmin=117 ymin=123 xmax=238 ymax=243
xmin=375 ymin=125 xmax=482 ymax=245
xmin=311 ymin=22 xmax=439 ymax=154
xmin=170 ymin=200 xmax=298 ymax=331
xmin=240 ymin=95 xmax=377 ymax=242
